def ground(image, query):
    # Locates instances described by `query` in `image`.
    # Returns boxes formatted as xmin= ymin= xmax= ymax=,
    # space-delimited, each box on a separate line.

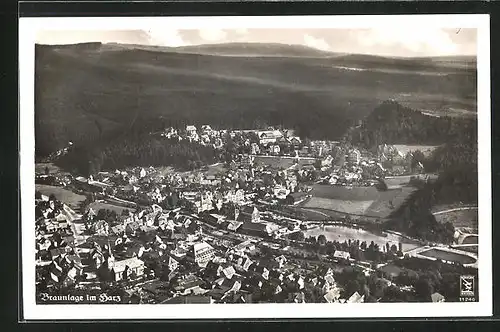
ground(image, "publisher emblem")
xmin=460 ymin=275 xmax=475 ymax=297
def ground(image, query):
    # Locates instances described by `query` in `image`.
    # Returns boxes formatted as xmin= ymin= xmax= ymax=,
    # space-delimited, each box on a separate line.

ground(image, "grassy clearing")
xmin=310 ymin=185 xmax=381 ymax=201
xmin=88 ymin=201 xmax=136 ymax=215
xmin=434 ymin=209 xmax=478 ymax=229
xmin=307 ymin=184 xmax=416 ymax=219
xmin=35 ymin=184 xmax=87 ymax=210
xmin=303 ymin=197 xmax=374 ymax=215
xmin=254 ymin=157 xmax=295 ymax=169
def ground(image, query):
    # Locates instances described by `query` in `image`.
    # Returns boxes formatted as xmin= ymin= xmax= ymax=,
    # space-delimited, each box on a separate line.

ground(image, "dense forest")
xmin=55 ymin=126 xmax=219 ymax=176
xmin=350 ymin=100 xmax=477 ymax=150
xmin=35 ymin=43 xmax=476 ymax=158
xmin=346 ymin=101 xmax=479 ymax=242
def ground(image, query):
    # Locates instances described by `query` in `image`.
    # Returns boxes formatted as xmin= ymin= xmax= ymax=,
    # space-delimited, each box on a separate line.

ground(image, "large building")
xmin=257 ymin=130 xmax=283 ymax=145
xmin=188 ymin=242 xmax=216 ymax=268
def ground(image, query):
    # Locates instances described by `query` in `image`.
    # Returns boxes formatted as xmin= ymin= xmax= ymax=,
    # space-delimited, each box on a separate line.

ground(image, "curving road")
xmin=432 ymin=206 xmax=478 ymax=215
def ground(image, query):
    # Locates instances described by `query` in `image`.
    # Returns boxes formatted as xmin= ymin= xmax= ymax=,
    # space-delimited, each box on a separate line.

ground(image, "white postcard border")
xmin=20 ymin=14 xmax=491 ymax=320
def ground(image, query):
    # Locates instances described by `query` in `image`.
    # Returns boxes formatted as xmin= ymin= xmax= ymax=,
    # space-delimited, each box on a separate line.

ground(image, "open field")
xmin=303 ymin=197 xmax=374 ymax=215
xmin=433 ymin=207 xmax=478 ymax=229
xmin=418 ymin=248 xmax=476 ymax=265
xmin=310 ymin=185 xmax=381 ymax=200
xmin=364 ymin=187 xmax=416 ymax=218
xmin=305 ymin=184 xmax=416 ymax=219
xmin=35 ymin=184 xmax=87 ymax=210
xmin=88 ymin=201 xmax=136 ymax=214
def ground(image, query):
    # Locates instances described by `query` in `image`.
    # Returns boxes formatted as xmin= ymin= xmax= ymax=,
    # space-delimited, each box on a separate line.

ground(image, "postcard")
xmin=19 ymin=14 xmax=491 ymax=320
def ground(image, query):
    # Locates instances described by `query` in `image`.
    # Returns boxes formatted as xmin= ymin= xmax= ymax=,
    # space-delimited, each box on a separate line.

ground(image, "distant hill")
xmin=106 ymin=42 xmax=343 ymax=58
xmin=35 ymin=42 xmax=477 ymax=157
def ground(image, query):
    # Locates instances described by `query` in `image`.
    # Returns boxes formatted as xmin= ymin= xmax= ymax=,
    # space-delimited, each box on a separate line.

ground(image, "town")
xmin=35 ymin=124 xmax=479 ymax=304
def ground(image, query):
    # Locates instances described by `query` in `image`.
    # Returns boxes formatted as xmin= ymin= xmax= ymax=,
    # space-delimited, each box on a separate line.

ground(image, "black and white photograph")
xmin=19 ymin=15 xmax=491 ymax=319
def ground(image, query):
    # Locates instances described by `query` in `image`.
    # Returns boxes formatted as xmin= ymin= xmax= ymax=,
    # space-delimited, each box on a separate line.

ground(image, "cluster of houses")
xmin=35 ymin=124 xmax=443 ymax=303
xmin=159 ymin=125 xmax=338 ymax=159
xmin=35 ymin=191 xmax=370 ymax=304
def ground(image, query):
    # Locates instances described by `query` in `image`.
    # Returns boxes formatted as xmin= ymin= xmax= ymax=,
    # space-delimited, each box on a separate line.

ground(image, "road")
xmin=62 ymin=204 xmax=88 ymax=246
xmin=432 ymin=206 xmax=478 ymax=215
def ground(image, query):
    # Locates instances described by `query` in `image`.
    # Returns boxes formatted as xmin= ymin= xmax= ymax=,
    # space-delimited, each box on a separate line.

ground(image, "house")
xmin=225 ymin=189 xmax=245 ymax=205
xmin=187 ymin=242 xmax=216 ymax=268
xmin=347 ymin=291 xmax=365 ymax=303
xmin=288 ymin=136 xmax=302 ymax=147
xmin=321 ymin=155 xmax=334 ymax=168
xmin=227 ymin=221 xmax=243 ymax=232
xmin=111 ymin=224 xmax=125 ymax=236
xmin=125 ymin=221 xmax=141 ymax=235
xmin=201 ymin=125 xmax=213 ymax=134
xmin=333 ymin=250 xmax=351 ymax=261
xmin=45 ymin=220 xmax=69 ymax=233
xmin=324 ymin=287 xmax=342 ymax=303
xmin=257 ymin=130 xmax=283 ymax=145
xmin=275 ymin=255 xmax=287 ymax=269
xmin=250 ymin=143 xmax=260 ymax=155
xmin=232 ymin=240 xmax=257 ymax=254
xmin=347 ymin=149 xmax=361 ymax=165
xmin=186 ymin=125 xmax=197 ymax=137
xmin=167 ymin=255 xmax=179 ymax=272
xmin=92 ymin=220 xmax=109 ymax=236
xmin=270 ymin=145 xmax=281 ymax=155
xmin=273 ymin=185 xmax=290 ymax=200
xmin=173 ymin=275 xmax=206 ymax=295
xmin=222 ymin=265 xmax=237 ymax=280
xmin=112 ymin=257 xmax=145 ymax=281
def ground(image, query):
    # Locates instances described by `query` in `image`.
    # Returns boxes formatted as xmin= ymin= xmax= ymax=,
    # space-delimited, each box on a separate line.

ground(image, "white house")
xmin=112 ymin=257 xmax=145 ymax=281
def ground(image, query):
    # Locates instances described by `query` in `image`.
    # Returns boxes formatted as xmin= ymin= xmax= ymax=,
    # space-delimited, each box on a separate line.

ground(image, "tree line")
xmin=55 ymin=133 xmax=220 ymax=177
xmin=350 ymin=100 xmax=477 ymax=151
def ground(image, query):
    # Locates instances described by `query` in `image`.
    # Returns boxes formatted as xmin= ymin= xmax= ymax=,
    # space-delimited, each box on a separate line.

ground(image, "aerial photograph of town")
xmin=32 ymin=26 xmax=479 ymax=305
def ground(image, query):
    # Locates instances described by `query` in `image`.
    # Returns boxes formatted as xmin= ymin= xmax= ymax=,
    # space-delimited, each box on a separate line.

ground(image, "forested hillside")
xmin=350 ymin=100 xmax=477 ymax=150
xmin=35 ymin=43 xmax=476 ymax=158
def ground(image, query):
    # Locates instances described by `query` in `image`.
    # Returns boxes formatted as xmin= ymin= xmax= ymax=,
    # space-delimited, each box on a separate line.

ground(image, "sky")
xmin=36 ymin=27 xmax=477 ymax=57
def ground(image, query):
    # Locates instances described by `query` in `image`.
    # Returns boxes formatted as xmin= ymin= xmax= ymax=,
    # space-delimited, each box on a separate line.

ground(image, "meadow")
xmin=301 ymin=184 xmax=416 ymax=219
xmin=302 ymin=197 xmax=374 ymax=215
xmin=35 ymin=184 xmax=87 ymax=210
xmin=88 ymin=201 xmax=136 ymax=215
xmin=433 ymin=209 xmax=478 ymax=229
